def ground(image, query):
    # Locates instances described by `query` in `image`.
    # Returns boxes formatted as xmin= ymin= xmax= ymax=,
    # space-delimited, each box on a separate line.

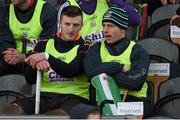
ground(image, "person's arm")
xmin=0 ymin=6 xmax=16 ymax=60
xmin=0 ymin=29 xmax=16 ymax=64
xmin=84 ymin=43 xmax=124 ymax=79
xmin=48 ymin=42 xmax=88 ymax=78
xmin=0 ymin=1 xmax=5 ymax=18
xmin=176 ymin=5 xmax=180 ymax=15
xmin=24 ymin=40 xmax=47 ymax=84
xmin=32 ymin=40 xmax=87 ymax=77
xmin=0 ymin=27 xmax=15 ymax=53
xmin=170 ymin=6 xmax=180 ymax=27
xmin=24 ymin=64 xmax=37 ymax=84
xmin=48 ymin=53 xmax=84 ymax=78
xmin=39 ymin=3 xmax=57 ymax=38
xmin=111 ymin=44 xmax=150 ymax=91
xmin=109 ymin=0 xmax=140 ymax=26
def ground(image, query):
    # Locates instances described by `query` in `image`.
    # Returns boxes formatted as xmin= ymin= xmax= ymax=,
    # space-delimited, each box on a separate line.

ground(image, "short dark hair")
xmin=60 ymin=6 xmax=83 ymax=20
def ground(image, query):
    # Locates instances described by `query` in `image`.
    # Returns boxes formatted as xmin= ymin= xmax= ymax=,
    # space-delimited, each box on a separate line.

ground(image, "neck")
xmin=120 ymin=33 xmax=125 ymax=40
xmin=17 ymin=0 xmax=33 ymax=10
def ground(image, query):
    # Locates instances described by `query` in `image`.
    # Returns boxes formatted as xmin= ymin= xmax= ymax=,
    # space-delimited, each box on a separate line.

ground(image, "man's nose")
xmin=103 ymin=26 xmax=108 ymax=33
xmin=68 ymin=25 xmax=74 ymax=32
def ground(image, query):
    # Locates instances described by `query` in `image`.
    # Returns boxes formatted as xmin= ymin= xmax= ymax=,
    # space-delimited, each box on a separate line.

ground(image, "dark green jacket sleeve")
xmin=176 ymin=5 xmax=180 ymax=15
xmin=84 ymin=42 xmax=124 ymax=79
xmin=111 ymin=44 xmax=149 ymax=90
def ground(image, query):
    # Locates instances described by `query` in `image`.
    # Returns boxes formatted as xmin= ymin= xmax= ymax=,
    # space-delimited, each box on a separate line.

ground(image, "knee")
xmin=0 ymin=103 xmax=25 ymax=115
xmin=70 ymin=103 xmax=101 ymax=119
xmin=87 ymin=110 xmax=101 ymax=119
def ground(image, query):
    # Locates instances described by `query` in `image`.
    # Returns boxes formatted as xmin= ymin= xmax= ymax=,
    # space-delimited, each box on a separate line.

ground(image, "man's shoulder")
xmin=133 ymin=43 xmax=145 ymax=50
xmin=131 ymin=42 xmax=149 ymax=56
xmin=77 ymin=38 xmax=87 ymax=48
xmin=42 ymin=2 xmax=57 ymax=13
xmin=3 ymin=4 xmax=10 ymax=15
xmin=87 ymin=42 xmax=101 ymax=52
xmin=176 ymin=6 xmax=180 ymax=15
xmin=36 ymin=39 xmax=48 ymax=47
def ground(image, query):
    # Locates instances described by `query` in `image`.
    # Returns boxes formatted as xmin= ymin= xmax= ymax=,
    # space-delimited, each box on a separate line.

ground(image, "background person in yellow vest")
xmin=0 ymin=6 xmax=100 ymax=118
xmin=0 ymin=0 xmax=57 ymax=79
xmin=84 ymin=4 xmax=153 ymax=118
xmin=57 ymin=0 xmax=140 ymax=44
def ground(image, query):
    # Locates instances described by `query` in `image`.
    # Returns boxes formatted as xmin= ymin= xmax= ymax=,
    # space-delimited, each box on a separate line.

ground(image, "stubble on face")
xmin=103 ymin=22 xmax=125 ymax=44
xmin=60 ymin=15 xmax=82 ymax=41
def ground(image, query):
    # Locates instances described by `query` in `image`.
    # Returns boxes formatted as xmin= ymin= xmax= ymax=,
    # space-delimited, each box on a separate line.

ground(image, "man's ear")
xmin=80 ymin=23 xmax=83 ymax=30
xmin=82 ymin=22 xmax=83 ymax=27
xmin=59 ymin=21 xmax=61 ymax=29
xmin=122 ymin=29 xmax=125 ymax=34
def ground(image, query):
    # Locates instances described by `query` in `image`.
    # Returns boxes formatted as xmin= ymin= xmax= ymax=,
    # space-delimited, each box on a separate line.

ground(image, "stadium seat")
xmin=147 ymin=4 xmax=179 ymax=41
xmin=137 ymin=37 xmax=180 ymax=78
xmin=0 ymin=75 xmax=35 ymax=107
xmin=148 ymin=20 xmax=171 ymax=41
xmin=137 ymin=37 xmax=179 ymax=64
xmin=146 ymin=81 xmax=154 ymax=105
xmin=137 ymin=37 xmax=180 ymax=103
xmin=154 ymin=77 xmax=180 ymax=118
xmin=0 ymin=90 xmax=26 ymax=108
xmin=158 ymin=77 xmax=180 ymax=100
xmin=151 ymin=4 xmax=179 ymax=25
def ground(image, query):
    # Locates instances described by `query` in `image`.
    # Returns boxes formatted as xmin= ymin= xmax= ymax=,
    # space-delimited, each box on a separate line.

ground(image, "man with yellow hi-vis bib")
xmin=57 ymin=0 xmax=140 ymax=44
xmin=0 ymin=6 xmax=100 ymax=119
xmin=84 ymin=4 xmax=153 ymax=118
xmin=0 ymin=0 xmax=57 ymax=77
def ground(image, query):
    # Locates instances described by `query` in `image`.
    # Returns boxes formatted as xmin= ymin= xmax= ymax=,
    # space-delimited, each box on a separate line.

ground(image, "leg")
xmin=45 ymin=94 xmax=89 ymax=116
xmin=87 ymin=110 xmax=101 ymax=119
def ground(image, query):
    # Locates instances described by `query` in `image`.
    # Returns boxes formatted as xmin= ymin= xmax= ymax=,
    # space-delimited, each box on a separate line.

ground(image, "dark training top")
xmin=84 ymin=37 xmax=150 ymax=91
xmin=25 ymin=35 xmax=89 ymax=84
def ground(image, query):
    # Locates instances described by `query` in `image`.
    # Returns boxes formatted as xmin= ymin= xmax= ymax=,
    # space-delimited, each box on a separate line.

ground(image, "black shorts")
xmin=14 ymin=92 xmax=89 ymax=114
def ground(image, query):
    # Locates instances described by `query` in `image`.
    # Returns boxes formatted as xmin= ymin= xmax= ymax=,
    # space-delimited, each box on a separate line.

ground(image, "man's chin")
xmin=64 ymin=37 xmax=75 ymax=41
xmin=106 ymin=39 xmax=112 ymax=43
